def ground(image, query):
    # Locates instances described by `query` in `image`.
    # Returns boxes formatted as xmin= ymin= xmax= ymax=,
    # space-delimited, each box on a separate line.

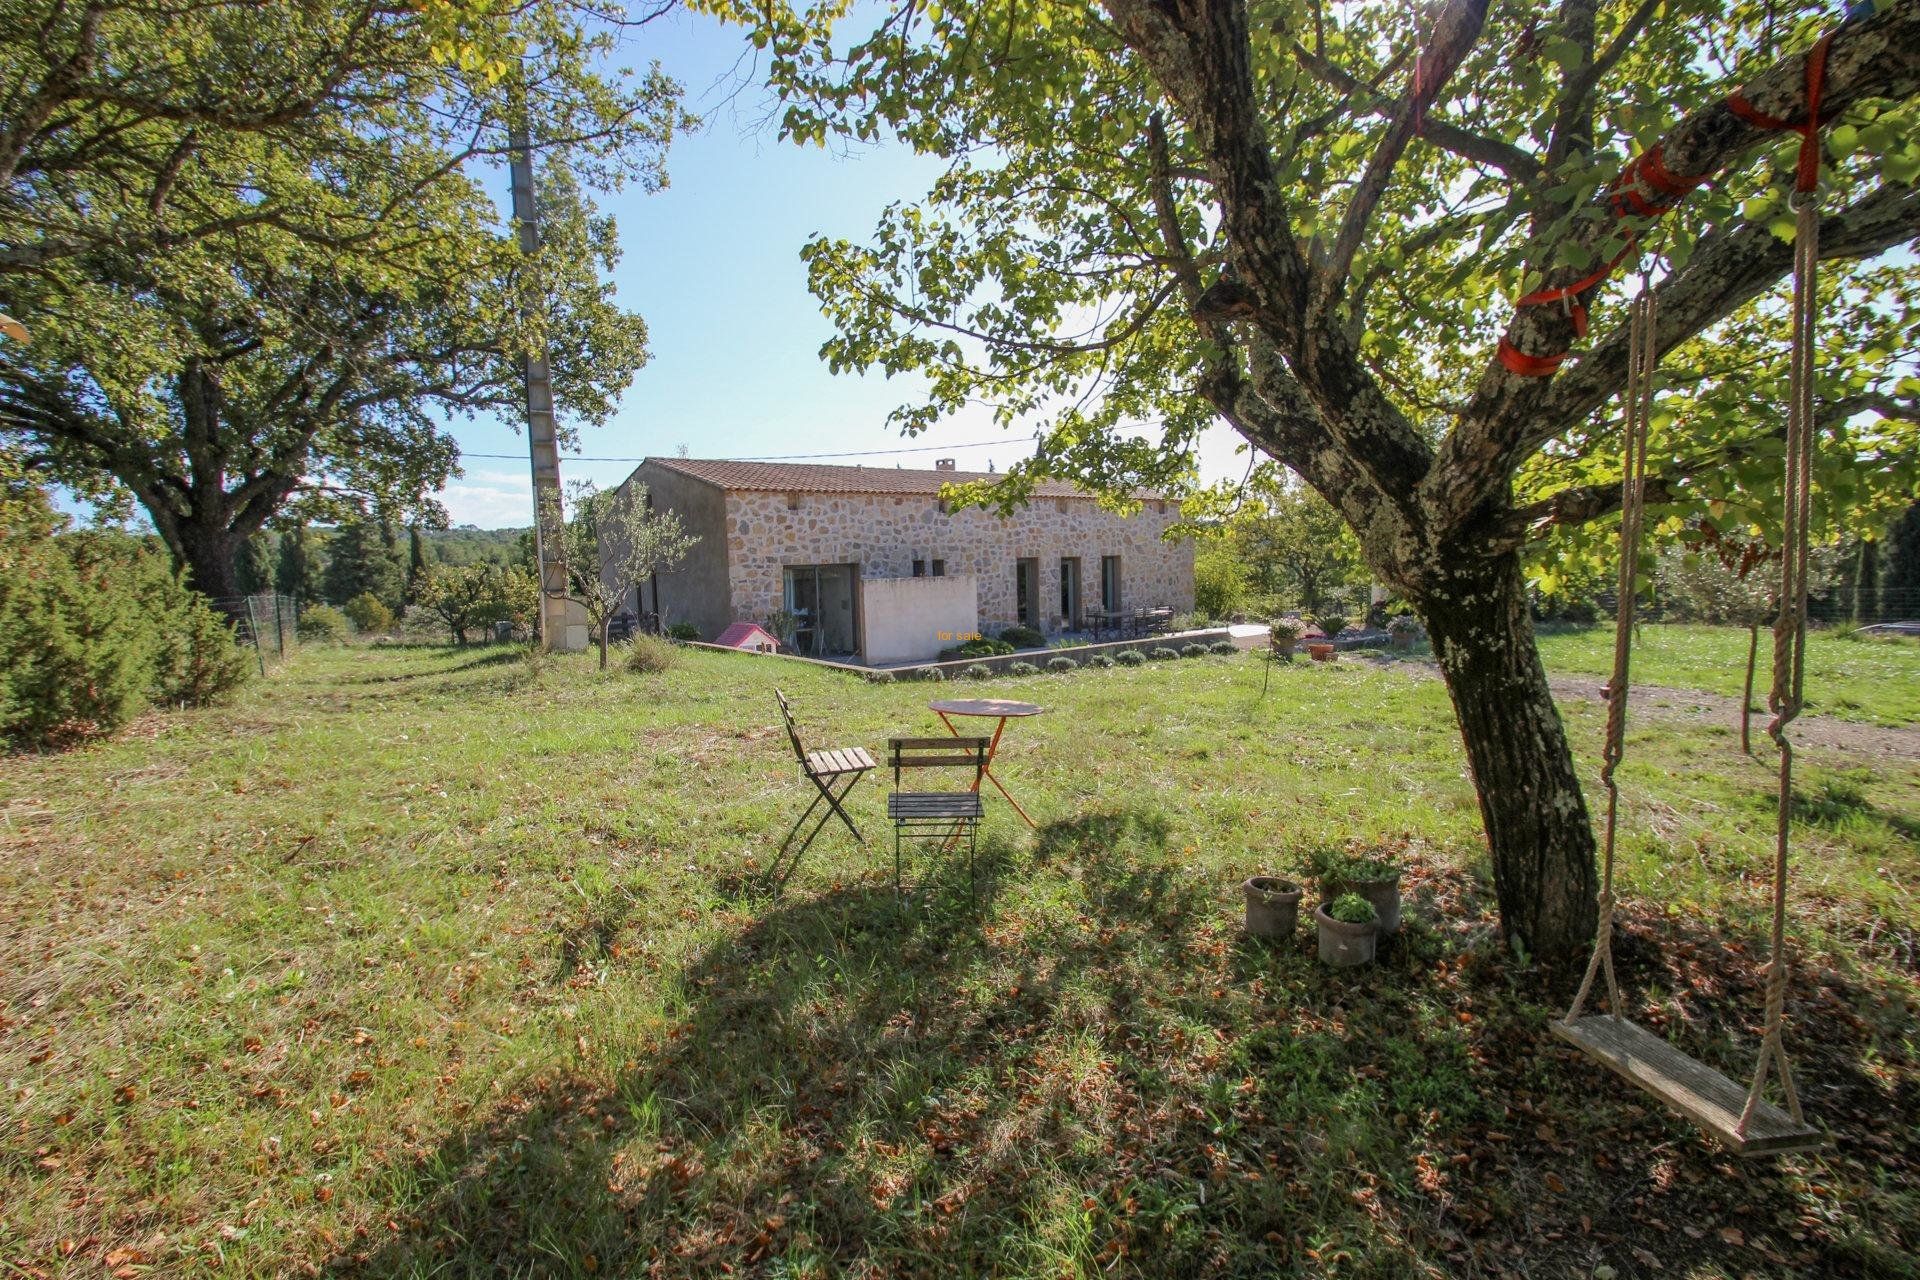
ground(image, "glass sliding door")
xmin=782 ymin=563 xmax=861 ymax=657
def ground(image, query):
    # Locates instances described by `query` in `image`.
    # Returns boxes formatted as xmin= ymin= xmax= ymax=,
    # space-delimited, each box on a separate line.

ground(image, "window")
xmin=1101 ymin=555 xmax=1121 ymax=612
xmin=1059 ymin=557 xmax=1082 ymax=628
xmin=931 ymin=559 xmax=946 ymax=577
xmin=1015 ymin=558 xmax=1039 ymax=626
xmin=912 ymin=559 xmax=926 ymax=577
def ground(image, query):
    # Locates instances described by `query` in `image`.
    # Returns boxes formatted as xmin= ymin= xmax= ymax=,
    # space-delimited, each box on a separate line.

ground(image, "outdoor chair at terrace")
xmin=886 ymin=735 xmax=990 ymax=900
xmin=770 ymin=689 xmax=873 ymax=894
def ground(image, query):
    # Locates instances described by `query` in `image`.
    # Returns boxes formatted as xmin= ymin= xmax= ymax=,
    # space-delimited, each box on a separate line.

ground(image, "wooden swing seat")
xmin=1553 ymin=1015 xmax=1827 ymax=1157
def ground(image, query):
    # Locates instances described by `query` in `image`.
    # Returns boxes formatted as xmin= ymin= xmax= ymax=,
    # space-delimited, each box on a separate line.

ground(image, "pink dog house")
xmin=714 ymin=622 xmax=780 ymax=654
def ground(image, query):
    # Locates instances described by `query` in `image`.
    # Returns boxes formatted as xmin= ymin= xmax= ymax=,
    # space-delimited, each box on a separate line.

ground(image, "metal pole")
xmin=274 ymin=593 xmax=286 ymax=658
xmin=243 ymin=596 xmax=267 ymax=678
xmin=508 ymin=120 xmax=577 ymax=652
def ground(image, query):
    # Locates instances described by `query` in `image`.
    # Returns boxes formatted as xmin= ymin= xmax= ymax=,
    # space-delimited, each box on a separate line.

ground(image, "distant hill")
xmin=420 ymin=525 xmax=529 ymax=568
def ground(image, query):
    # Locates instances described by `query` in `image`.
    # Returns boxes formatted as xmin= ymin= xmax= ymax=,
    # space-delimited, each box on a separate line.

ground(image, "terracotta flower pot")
xmin=1316 ymin=903 xmax=1378 ymax=967
xmin=1243 ymin=876 xmax=1303 ymax=938
xmin=1322 ymin=870 xmax=1403 ymax=934
xmin=1306 ymin=642 xmax=1335 ymax=662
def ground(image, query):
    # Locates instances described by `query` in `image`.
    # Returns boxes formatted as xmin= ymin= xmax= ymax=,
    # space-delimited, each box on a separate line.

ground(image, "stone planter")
xmin=1306 ymin=642 xmax=1335 ymax=662
xmin=1242 ymin=877 xmax=1303 ymax=938
xmin=1271 ymin=637 xmax=1297 ymax=661
xmin=1322 ymin=870 xmax=1403 ymax=934
xmin=1316 ymin=903 xmax=1378 ymax=967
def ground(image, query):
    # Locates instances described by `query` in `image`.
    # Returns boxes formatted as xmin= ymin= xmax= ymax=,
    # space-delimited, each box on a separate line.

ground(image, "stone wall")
xmin=721 ymin=490 xmax=1193 ymax=640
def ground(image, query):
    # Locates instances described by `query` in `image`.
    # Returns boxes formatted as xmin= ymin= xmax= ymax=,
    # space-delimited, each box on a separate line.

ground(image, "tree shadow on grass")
xmin=329 ymin=646 xmax=526 ymax=685
xmin=334 ymin=810 xmax=1920 ymax=1279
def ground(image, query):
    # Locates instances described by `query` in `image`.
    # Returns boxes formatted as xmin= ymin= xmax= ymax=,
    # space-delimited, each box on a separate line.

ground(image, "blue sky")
xmin=443 ymin=8 xmax=1247 ymax=528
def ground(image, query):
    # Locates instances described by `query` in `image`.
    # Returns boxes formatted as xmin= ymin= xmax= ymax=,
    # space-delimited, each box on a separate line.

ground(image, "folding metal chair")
xmin=886 ymin=735 xmax=990 ymax=900
xmin=770 ymin=689 xmax=874 ymax=893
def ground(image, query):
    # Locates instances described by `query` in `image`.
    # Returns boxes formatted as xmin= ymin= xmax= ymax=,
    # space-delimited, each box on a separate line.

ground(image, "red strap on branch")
xmin=1502 ymin=30 xmax=1834 ymax=377
xmin=1725 ymin=31 xmax=1833 ymax=194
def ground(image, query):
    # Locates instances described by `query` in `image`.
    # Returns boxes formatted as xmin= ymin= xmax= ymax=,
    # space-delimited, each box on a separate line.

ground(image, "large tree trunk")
xmin=172 ymin=518 xmax=244 ymax=609
xmin=1415 ymin=550 xmax=1598 ymax=968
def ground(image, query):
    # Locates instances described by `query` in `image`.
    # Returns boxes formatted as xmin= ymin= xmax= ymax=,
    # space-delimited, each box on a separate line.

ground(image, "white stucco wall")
xmin=860 ymin=574 xmax=980 ymax=664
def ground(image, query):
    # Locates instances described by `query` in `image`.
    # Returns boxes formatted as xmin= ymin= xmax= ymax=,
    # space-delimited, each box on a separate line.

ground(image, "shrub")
xmin=1007 ymin=661 xmax=1040 ymax=676
xmin=1170 ymin=611 xmax=1210 ymax=632
xmin=0 ymin=489 xmax=253 ymax=748
xmin=1314 ymin=613 xmax=1351 ymax=639
xmin=998 ymin=624 xmax=1045 ymax=648
xmin=1208 ymin=640 xmax=1240 ymax=656
xmin=964 ymin=663 xmax=994 ymax=680
xmin=939 ymin=636 xmax=1014 ymax=661
xmin=915 ymin=665 xmax=945 ymax=682
xmin=1268 ymin=618 xmax=1302 ymax=642
xmin=1180 ymin=642 xmax=1209 ymax=658
xmin=343 ymin=591 xmax=395 ymax=634
xmin=1046 ymin=656 xmax=1077 ymax=673
xmin=299 ymin=604 xmax=350 ymax=643
xmin=152 ymin=595 xmax=253 ymax=707
xmin=865 ymin=669 xmax=896 ymax=684
xmin=666 ymin=621 xmax=701 ymax=641
xmin=624 ymin=633 xmax=679 ymax=674
xmin=1149 ymin=646 xmax=1179 ymax=661
xmin=1327 ymin=893 xmax=1377 ymax=926
xmin=1086 ymin=654 xmax=1116 ymax=669
xmin=1114 ymin=649 xmax=1146 ymax=666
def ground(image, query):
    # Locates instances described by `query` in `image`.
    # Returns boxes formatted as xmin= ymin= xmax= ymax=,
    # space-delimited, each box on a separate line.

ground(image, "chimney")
xmin=935 ymin=458 xmax=957 ymax=471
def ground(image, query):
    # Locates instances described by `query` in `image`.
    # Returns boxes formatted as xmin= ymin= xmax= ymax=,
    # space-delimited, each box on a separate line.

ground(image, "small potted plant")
xmin=1319 ymin=850 xmax=1403 ymax=934
xmin=1243 ymin=876 xmax=1303 ymax=939
xmin=1387 ymin=614 xmax=1423 ymax=651
xmin=1305 ymin=613 xmax=1343 ymax=662
xmin=1317 ymin=893 xmax=1379 ymax=967
xmin=1268 ymin=618 xmax=1301 ymax=661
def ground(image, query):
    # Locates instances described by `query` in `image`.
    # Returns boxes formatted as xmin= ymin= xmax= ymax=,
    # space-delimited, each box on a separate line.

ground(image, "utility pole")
xmin=508 ymin=121 xmax=585 ymax=651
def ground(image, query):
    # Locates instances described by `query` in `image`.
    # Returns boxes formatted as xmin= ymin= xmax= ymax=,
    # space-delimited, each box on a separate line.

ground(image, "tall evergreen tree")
xmin=407 ymin=526 xmax=429 ymax=604
xmin=322 ymin=519 xmax=406 ymax=613
xmin=233 ymin=535 xmax=274 ymax=596
xmin=275 ymin=525 xmax=319 ymax=608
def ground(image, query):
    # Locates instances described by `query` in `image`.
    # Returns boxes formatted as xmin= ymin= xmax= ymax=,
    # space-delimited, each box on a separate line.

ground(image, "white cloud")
xmin=436 ymin=469 xmax=539 ymax=529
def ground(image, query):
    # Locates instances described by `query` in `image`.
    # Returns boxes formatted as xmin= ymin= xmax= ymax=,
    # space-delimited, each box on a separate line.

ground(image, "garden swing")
xmin=1548 ymin=36 xmax=1839 ymax=1158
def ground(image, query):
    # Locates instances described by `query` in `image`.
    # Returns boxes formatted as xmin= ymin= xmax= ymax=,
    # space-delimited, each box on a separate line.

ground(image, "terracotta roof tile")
xmin=644 ymin=456 xmax=1120 ymax=499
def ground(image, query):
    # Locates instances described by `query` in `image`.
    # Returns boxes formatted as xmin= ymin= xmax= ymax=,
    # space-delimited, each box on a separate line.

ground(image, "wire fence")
xmin=213 ymin=593 xmax=300 ymax=676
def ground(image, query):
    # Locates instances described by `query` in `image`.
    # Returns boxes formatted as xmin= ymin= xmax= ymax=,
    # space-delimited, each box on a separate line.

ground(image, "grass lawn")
xmin=2 ymin=640 xmax=1916 ymax=1278
xmin=1534 ymin=623 xmax=1920 ymax=728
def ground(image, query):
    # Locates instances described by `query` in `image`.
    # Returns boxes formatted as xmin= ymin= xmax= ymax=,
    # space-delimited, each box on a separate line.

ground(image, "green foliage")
xmin=1114 ymin=650 xmax=1146 ymax=667
xmin=0 ymin=468 xmax=248 ymax=747
xmin=1086 ymin=654 xmax=1116 ymax=669
xmin=914 ymin=665 xmax=945 ymax=682
xmin=1193 ymin=536 xmax=1248 ymax=619
xmin=343 ymin=593 xmax=396 ymax=635
xmin=1149 ymin=647 xmax=1179 ymax=661
xmin=276 ymin=525 xmax=320 ymax=607
xmin=1315 ymin=615 xmax=1352 ymax=640
xmin=998 ymin=625 xmax=1045 ymax=648
xmin=1326 ymin=894 xmax=1379 ymax=927
xmin=865 ymin=668 xmax=896 ymax=684
xmin=623 ymin=634 xmax=679 ymax=675
xmin=324 ymin=521 xmax=407 ymax=613
xmin=1046 ymin=656 xmax=1078 ymax=672
xmin=1181 ymin=643 xmax=1209 ymax=658
xmin=964 ymin=663 xmax=995 ymax=680
xmin=0 ymin=1 xmax=684 ymax=596
xmin=764 ymin=610 xmax=800 ymax=646
xmin=665 ymin=622 xmax=700 ymax=641
xmin=299 ymin=605 xmax=350 ymax=645
xmin=1208 ymin=641 xmax=1240 ymax=656
xmin=233 ymin=536 xmax=274 ymax=595
xmin=417 ymin=563 xmax=532 ymax=644
xmin=1007 ymin=661 xmax=1040 ymax=676
xmin=1269 ymin=619 xmax=1302 ymax=642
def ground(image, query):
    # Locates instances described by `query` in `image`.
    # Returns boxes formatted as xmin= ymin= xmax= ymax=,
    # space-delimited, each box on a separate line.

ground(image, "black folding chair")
xmin=771 ymin=690 xmax=874 ymax=893
xmin=886 ymin=736 xmax=990 ymax=900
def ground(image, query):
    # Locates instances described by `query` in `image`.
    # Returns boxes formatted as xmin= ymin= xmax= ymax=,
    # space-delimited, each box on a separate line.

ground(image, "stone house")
xmin=607 ymin=457 xmax=1193 ymax=664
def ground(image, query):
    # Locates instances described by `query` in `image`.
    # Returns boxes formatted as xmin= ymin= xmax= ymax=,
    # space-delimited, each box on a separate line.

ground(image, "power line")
xmin=459 ymin=437 xmax=1020 ymax=464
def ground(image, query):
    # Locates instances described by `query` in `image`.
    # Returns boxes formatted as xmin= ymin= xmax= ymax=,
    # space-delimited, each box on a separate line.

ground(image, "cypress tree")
xmin=275 ymin=524 xmax=318 ymax=607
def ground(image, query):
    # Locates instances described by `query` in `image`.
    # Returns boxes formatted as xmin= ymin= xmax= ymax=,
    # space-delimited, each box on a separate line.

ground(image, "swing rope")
xmin=1563 ymin=288 xmax=1656 ymax=1026
xmin=1739 ymin=119 xmax=1824 ymax=1141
